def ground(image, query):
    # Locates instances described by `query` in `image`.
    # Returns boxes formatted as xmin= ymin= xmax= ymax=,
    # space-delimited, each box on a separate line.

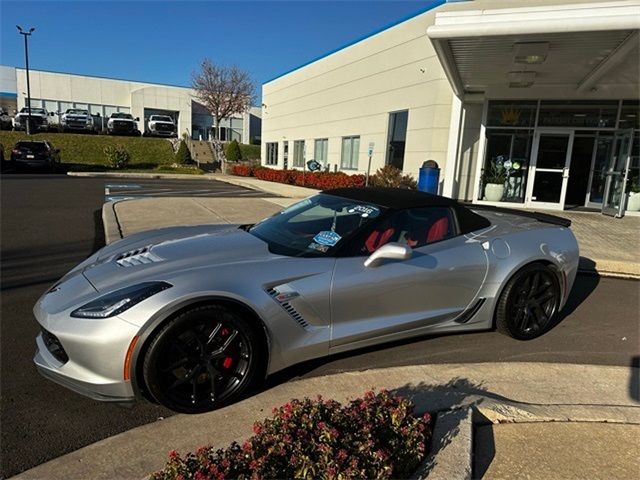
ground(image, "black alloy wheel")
xmin=496 ymin=263 xmax=560 ymax=340
xmin=143 ymin=305 xmax=262 ymax=413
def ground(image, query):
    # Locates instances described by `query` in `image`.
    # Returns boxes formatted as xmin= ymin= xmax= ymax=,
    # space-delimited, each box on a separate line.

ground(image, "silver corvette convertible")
xmin=34 ymin=188 xmax=579 ymax=413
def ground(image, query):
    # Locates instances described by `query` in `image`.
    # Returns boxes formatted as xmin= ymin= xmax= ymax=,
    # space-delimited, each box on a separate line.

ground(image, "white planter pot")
xmin=484 ymin=183 xmax=505 ymax=202
xmin=626 ymin=192 xmax=640 ymax=212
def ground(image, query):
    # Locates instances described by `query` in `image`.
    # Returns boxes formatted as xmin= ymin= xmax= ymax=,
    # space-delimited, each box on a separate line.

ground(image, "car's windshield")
xmin=152 ymin=115 xmax=173 ymax=122
xmin=66 ymin=109 xmax=88 ymax=115
xmin=248 ymin=194 xmax=383 ymax=257
xmin=111 ymin=113 xmax=133 ymax=119
xmin=21 ymin=108 xmax=45 ymax=114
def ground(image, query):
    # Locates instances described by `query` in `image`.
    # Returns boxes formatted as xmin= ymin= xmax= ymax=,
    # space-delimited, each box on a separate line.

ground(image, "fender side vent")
xmin=455 ymin=298 xmax=485 ymax=324
xmin=266 ymin=288 xmax=309 ymax=329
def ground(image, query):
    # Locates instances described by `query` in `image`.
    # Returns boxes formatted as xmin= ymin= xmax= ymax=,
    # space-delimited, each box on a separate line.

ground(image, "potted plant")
xmin=483 ymin=157 xmax=507 ymax=202
xmin=626 ymin=176 xmax=640 ymax=212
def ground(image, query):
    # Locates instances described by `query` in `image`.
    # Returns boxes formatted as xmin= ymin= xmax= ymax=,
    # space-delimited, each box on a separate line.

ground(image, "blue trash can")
xmin=418 ymin=160 xmax=440 ymax=194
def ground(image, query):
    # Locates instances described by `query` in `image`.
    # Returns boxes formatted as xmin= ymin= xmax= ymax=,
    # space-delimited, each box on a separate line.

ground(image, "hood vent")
xmin=115 ymin=246 xmax=163 ymax=267
xmin=267 ymin=287 xmax=309 ymax=329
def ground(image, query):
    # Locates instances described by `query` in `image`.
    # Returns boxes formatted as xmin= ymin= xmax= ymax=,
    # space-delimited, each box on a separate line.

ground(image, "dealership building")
xmin=261 ymin=0 xmax=640 ymax=216
xmin=0 ymin=65 xmax=261 ymax=143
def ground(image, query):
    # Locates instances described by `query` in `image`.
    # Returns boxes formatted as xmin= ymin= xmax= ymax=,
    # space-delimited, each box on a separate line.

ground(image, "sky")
xmin=0 ymin=0 xmax=441 ymax=95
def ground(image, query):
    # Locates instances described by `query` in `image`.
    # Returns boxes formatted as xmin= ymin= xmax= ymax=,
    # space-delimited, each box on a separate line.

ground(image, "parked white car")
xmin=145 ymin=115 xmax=177 ymax=137
xmin=13 ymin=107 xmax=53 ymax=132
xmin=60 ymin=109 xmax=97 ymax=133
xmin=107 ymin=112 xmax=141 ymax=136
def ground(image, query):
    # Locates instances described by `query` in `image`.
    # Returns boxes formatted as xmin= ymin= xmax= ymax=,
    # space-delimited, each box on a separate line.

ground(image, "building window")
xmin=293 ymin=140 xmax=305 ymax=167
xmin=486 ymin=101 xmax=537 ymax=128
xmin=265 ymin=142 xmax=278 ymax=166
xmin=386 ymin=111 xmax=408 ymax=170
xmin=104 ymin=106 xmax=118 ymax=118
xmin=59 ymin=101 xmax=73 ymax=114
xmin=283 ymin=141 xmax=289 ymax=169
xmin=538 ymin=100 xmax=618 ymax=128
xmin=117 ymin=107 xmax=131 ymax=114
xmin=618 ymin=100 xmax=640 ymax=130
xmin=314 ymin=138 xmax=328 ymax=165
xmin=479 ymin=129 xmax=533 ymax=204
xmin=74 ymin=103 xmax=88 ymax=110
xmin=341 ymin=136 xmax=360 ymax=170
xmin=44 ymin=100 xmax=58 ymax=114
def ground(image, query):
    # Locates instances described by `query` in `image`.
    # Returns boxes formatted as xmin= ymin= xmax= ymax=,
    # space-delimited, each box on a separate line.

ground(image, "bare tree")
xmin=191 ymin=58 xmax=255 ymax=145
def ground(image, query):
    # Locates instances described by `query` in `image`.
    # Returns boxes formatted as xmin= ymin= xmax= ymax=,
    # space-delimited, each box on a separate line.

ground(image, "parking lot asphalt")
xmin=1 ymin=174 xmax=638 ymax=477
xmin=103 ymin=178 xmax=277 ymax=202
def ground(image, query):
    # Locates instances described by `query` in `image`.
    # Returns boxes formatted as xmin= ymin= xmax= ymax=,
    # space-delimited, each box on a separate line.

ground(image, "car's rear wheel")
xmin=142 ymin=304 xmax=263 ymax=413
xmin=495 ymin=263 xmax=560 ymax=340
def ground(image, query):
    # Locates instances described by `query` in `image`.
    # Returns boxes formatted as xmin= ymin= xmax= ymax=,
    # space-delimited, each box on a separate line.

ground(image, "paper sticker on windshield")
xmin=347 ymin=205 xmax=380 ymax=218
xmin=313 ymin=231 xmax=342 ymax=247
xmin=308 ymin=242 xmax=329 ymax=253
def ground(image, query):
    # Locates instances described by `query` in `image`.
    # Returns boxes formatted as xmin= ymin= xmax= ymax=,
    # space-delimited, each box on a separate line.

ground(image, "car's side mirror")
xmin=364 ymin=242 xmax=412 ymax=268
xmin=135 ymin=117 xmax=140 ymax=121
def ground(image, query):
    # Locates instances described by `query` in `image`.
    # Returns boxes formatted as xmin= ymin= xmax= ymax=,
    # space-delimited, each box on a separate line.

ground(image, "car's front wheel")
xmin=142 ymin=304 xmax=263 ymax=413
xmin=495 ymin=263 xmax=560 ymax=340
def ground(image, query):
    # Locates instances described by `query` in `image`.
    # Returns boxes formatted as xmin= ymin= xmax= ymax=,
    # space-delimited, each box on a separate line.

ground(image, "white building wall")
xmin=12 ymin=67 xmax=259 ymax=141
xmin=261 ymin=7 xmax=453 ymax=179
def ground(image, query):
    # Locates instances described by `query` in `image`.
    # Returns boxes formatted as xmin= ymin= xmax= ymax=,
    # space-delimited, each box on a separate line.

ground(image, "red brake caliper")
xmin=220 ymin=328 xmax=233 ymax=369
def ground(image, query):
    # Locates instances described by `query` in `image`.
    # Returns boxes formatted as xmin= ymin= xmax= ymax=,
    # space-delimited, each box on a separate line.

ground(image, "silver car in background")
xmin=34 ymin=188 xmax=579 ymax=413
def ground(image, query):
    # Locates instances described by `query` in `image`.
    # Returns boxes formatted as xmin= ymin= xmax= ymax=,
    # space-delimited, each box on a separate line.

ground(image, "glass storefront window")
xmin=104 ymin=106 xmax=118 ymax=118
xmin=618 ymin=100 xmax=639 ymax=130
xmin=59 ymin=102 xmax=73 ymax=113
xmin=479 ymin=129 xmax=533 ymax=203
xmin=487 ymin=101 xmax=537 ymax=127
xmin=538 ymin=100 xmax=618 ymax=128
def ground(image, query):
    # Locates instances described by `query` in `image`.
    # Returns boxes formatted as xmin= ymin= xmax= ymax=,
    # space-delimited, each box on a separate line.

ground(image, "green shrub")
xmin=103 ymin=144 xmax=130 ymax=169
xmin=370 ymin=165 xmax=417 ymax=189
xmin=239 ymin=142 xmax=261 ymax=160
xmin=151 ymin=390 xmax=431 ymax=480
xmin=174 ymin=140 xmax=192 ymax=164
xmin=224 ymin=139 xmax=242 ymax=162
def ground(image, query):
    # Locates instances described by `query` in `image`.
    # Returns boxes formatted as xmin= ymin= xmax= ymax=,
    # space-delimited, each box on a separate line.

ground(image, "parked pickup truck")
xmin=13 ymin=107 xmax=53 ymax=132
xmin=145 ymin=115 xmax=177 ymax=137
xmin=60 ymin=108 xmax=97 ymax=133
xmin=107 ymin=112 xmax=141 ymax=136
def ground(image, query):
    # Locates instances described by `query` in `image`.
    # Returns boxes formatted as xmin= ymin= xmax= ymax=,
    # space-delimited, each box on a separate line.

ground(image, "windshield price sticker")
xmin=347 ymin=205 xmax=380 ymax=218
xmin=313 ymin=231 xmax=342 ymax=246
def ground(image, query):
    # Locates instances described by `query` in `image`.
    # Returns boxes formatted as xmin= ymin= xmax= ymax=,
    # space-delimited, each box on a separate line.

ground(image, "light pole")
xmin=16 ymin=25 xmax=35 ymax=135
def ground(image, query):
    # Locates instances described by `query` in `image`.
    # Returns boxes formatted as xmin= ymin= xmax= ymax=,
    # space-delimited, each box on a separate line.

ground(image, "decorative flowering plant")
xmin=484 ymin=155 xmax=522 ymax=185
xmin=151 ymin=390 xmax=432 ymax=480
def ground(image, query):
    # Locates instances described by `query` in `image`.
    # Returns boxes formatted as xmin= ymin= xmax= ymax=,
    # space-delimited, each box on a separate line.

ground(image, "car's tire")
xmin=495 ymin=263 xmax=560 ymax=340
xmin=142 ymin=304 xmax=264 ymax=413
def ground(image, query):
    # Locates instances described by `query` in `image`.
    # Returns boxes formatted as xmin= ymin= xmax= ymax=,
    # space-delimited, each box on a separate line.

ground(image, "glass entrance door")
xmin=602 ymin=129 xmax=634 ymax=217
xmin=527 ymin=130 xmax=574 ymax=210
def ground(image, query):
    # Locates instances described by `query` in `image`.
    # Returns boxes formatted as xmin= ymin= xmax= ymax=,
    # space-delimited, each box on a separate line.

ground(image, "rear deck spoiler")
xmin=467 ymin=204 xmax=571 ymax=228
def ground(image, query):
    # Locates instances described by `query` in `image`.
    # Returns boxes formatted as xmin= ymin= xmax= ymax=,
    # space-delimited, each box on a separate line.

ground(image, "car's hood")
xmin=150 ymin=120 xmax=174 ymax=125
xmin=82 ymin=225 xmax=273 ymax=292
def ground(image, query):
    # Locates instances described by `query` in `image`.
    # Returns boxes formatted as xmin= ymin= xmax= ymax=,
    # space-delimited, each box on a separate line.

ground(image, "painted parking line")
xmin=105 ymin=184 xmax=142 ymax=189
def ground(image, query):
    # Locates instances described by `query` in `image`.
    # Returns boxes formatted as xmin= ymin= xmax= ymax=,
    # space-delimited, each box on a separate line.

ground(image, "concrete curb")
xmin=415 ymin=407 xmax=473 ymax=480
xmin=68 ymin=171 xmax=218 ymax=180
xmin=102 ymin=200 xmax=124 ymax=245
xmin=13 ymin=362 xmax=639 ymax=480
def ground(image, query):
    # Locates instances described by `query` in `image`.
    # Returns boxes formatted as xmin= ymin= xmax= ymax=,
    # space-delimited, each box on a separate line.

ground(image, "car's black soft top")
xmin=323 ymin=187 xmax=491 ymax=234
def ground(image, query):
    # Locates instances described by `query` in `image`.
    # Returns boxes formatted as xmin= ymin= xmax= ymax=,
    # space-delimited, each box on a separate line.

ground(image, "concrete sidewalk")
xmin=14 ymin=362 xmax=640 ymax=480
xmin=102 ymin=173 xmax=640 ymax=277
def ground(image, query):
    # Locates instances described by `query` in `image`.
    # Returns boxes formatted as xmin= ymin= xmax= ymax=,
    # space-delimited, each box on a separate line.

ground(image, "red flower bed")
xmin=230 ymin=165 xmax=365 ymax=190
xmin=151 ymin=390 xmax=431 ymax=480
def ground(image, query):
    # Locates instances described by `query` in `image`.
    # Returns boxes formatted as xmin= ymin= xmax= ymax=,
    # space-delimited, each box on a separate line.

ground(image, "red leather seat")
xmin=365 ymin=228 xmax=395 ymax=253
xmin=426 ymin=217 xmax=449 ymax=243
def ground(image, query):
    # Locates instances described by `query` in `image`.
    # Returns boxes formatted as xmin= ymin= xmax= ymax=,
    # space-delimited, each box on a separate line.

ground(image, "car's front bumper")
xmin=34 ymin=333 xmax=135 ymax=403
xmin=32 ymin=275 xmax=141 ymax=403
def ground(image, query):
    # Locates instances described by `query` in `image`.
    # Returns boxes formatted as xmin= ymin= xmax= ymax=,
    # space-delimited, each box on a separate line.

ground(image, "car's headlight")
xmin=71 ymin=281 xmax=172 ymax=318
